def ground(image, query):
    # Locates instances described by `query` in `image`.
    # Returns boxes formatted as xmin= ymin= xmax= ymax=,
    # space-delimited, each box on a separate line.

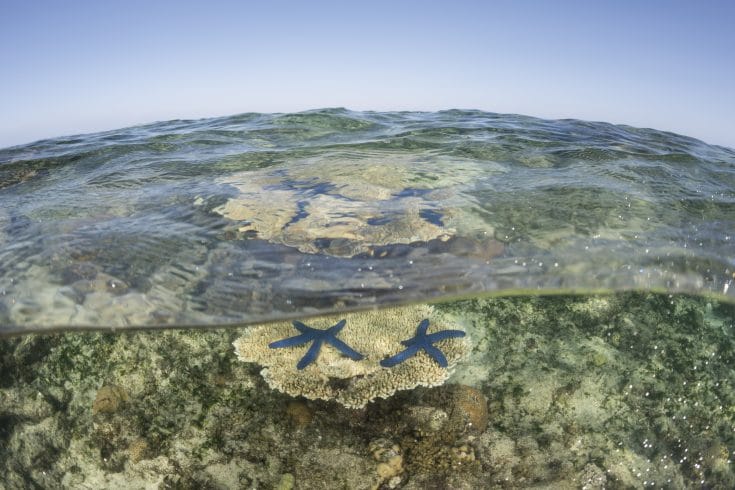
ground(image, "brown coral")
xmin=370 ymin=438 xmax=405 ymax=484
xmin=285 ymin=401 xmax=314 ymax=429
xmin=92 ymin=384 xmax=128 ymax=414
xmin=127 ymin=437 xmax=150 ymax=463
xmin=447 ymin=385 xmax=489 ymax=434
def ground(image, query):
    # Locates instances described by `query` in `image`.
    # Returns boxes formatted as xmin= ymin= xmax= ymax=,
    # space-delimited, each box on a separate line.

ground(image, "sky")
xmin=1 ymin=0 xmax=734 ymax=149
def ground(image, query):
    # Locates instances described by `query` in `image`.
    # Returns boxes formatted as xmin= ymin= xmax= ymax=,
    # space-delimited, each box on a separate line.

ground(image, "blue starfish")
xmin=269 ymin=319 xmax=364 ymax=370
xmin=380 ymin=319 xmax=465 ymax=368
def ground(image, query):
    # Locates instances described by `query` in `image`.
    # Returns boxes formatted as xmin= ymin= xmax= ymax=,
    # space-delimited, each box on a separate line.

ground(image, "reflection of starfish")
xmin=269 ymin=320 xmax=364 ymax=370
xmin=380 ymin=319 xmax=465 ymax=368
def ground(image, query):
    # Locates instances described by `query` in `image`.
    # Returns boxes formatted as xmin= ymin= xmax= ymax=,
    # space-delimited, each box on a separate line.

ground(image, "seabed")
xmin=1 ymin=292 xmax=734 ymax=489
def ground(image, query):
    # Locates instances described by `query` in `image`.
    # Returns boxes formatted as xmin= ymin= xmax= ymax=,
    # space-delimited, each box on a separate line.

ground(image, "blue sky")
xmin=1 ymin=0 xmax=733 ymax=149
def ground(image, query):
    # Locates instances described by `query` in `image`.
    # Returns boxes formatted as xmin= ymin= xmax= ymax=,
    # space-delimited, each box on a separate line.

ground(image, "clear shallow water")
xmin=1 ymin=108 xmax=734 ymax=334
xmin=2 ymin=111 xmax=735 ymax=487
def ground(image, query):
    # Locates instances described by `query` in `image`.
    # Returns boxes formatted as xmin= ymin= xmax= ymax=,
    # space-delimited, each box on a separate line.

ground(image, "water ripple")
xmin=1 ymin=109 xmax=733 ymax=333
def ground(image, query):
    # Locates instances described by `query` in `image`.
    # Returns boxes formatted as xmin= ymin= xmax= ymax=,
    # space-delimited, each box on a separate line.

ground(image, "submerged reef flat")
xmin=1 ymin=293 xmax=734 ymax=488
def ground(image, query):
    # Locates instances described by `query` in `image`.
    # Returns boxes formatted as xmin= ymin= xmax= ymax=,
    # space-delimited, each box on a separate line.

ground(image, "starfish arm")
xmin=425 ymin=329 xmax=466 ymax=343
xmin=296 ymin=339 xmax=324 ymax=370
xmin=416 ymin=318 xmax=430 ymax=336
xmin=326 ymin=337 xmax=364 ymax=361
xmin=401 ymin=337 xmax=418 ymax=347
xmin=422 ymin=343 xmax=449 ymax=368
xmin=326 ymin=319 xmax=347 ymax=336
xmin=269 ymin=333 xmax=313 ymax=349
xmin=292 ymin=320 xmax=313 ymax=333
xmin=380 ymin=345 xmax=420 ymax=367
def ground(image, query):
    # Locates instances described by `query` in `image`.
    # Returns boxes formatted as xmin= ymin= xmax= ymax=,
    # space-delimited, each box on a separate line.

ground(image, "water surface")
xmin=1 ymin=109 xmax=733 ymax=334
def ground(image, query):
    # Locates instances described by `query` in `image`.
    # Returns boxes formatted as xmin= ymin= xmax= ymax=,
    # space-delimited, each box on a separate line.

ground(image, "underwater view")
xmin=1 ymin=109 xmax=734 ymax=488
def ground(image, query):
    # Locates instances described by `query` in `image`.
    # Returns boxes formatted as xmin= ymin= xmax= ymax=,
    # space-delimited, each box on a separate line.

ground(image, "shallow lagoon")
xmin=1 ymin=109 xmax=734 ymax=488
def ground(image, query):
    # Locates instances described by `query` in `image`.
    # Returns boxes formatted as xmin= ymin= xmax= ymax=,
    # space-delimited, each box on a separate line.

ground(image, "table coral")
xmin=233 ymin=304 xmax=470 ymax=408
xmin=212 ymin=152 xmax=491 ymax=257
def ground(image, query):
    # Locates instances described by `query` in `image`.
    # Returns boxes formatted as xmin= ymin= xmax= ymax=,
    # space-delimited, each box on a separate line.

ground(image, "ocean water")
xmin=1 ymin=108 xmax=733 ymax=333
xmin=1 ymin=109 xmax=735 ymax=488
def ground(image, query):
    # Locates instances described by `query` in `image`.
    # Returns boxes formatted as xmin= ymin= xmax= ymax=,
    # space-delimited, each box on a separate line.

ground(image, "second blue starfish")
xmin=380 ymin=318 xmax=466 ymax=368
xmin=269 ymin=319 xmax=364 ymax=370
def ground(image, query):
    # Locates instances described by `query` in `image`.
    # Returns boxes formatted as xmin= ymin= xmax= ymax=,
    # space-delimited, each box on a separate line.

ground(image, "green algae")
xmin=1 ymin=292 xmax=734 ymax=488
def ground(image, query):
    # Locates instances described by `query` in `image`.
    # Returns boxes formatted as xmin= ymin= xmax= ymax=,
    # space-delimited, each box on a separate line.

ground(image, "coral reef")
xmin=233 ymin=304 xmax=470 ymax=408
xmin=1 ymin=293 xmax=734 ymax=488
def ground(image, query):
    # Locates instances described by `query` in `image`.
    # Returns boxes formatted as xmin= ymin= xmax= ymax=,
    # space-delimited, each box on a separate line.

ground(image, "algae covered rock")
xmin=233 ymin=304 xmax=470 ymax=408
